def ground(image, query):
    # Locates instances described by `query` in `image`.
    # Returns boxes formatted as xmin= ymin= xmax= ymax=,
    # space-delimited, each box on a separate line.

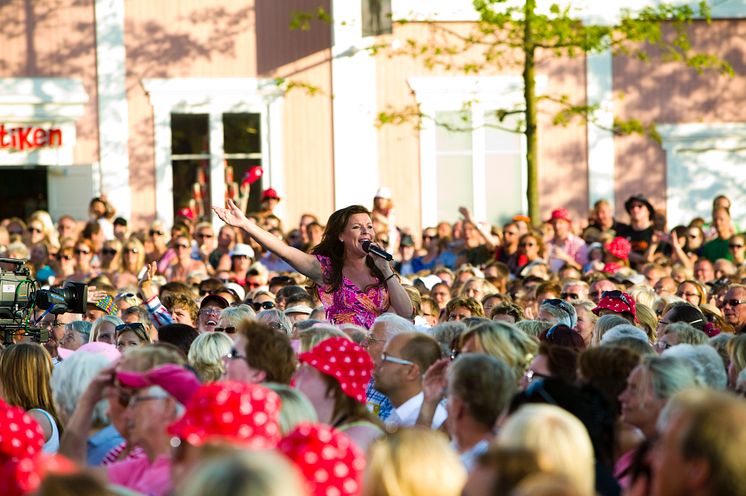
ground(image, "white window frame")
xmin=408 ymin=75 xmax=546 ymax=227
xmin=659 ymin=122 xmax=746 ymax=226
xmin=142 ymin=78 xmax=284 ymax=228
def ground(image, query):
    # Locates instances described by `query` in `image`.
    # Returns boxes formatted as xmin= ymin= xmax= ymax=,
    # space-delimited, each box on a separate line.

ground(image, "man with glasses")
xmin=196 ymin=294 xmax=229 ymax=333
xmin=192 ymin=222 xmax=216 ymax=267
xmin=373 ymin=331 xmax=446 ymax=428
xmin=560 ymin=279 xmax=589 ymax=302
xmin=722 ymin=284 xmax=746 ymax=334
xmin=618 ymin=194 xmax=656 ymax=265
xmin=363 ymin=314 xmax=416 ymax=421
xmin=588 ymin=278 xmax=618 ymax=304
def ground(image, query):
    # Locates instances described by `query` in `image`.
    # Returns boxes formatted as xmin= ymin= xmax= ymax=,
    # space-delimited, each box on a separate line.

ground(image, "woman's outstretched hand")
xmin=212 ymin=199 xmax=246 ymax=228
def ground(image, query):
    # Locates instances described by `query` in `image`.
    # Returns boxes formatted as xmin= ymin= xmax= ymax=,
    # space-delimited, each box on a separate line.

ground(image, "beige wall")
xmin=0 ymin=0 xmax=99 ymax=165
xmin=612 ymin=19 xmax=746 ymax=219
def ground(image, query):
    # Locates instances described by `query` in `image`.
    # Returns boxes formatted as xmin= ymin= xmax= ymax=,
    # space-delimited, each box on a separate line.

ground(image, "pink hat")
xmin=605 ymin=237 xmax=631 ymax=261
xmin=592 ymin=290 xmax=637 ymax=322
xmin=548 ymin=208 xmax=572 ymax=223
xmin=299 ymin=337 xmax=373 ymax=404
xmin=279 ymin=422 xmax=365 ymax=496
xmin=262 ymin=188 xmax=281 ymax=201
xmin=58 ymin=342 xmax=121 ymax=362
xmin=168 ymin=381 xmax=282 ymax=449
xmin=117 ymin=364 xmax=201 ymax=405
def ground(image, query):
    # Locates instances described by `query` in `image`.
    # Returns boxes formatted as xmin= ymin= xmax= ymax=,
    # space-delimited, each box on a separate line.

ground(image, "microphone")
xmin=362 ymin=240 xmax=393 ymax=261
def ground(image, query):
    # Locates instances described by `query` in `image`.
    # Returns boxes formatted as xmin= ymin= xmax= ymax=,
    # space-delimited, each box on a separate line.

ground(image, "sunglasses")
xmin=115 ymin=322 xmax=148 ymax=340
xmin=28 ymin=227 xmax=42 ymax=233
xmin=124 ymin=248 xmax=140 ymax=254
xmin=251 ymin=301 xmax=276 ymax=311
xmin=729 ymin=244 xmax=744 ymax=249
xmin=57 ymin=254 xmax=72 ymax=261
xmin=423 ymin=234 xmax=438 ymax=240
xmin=722 ymin=299 xmax=746 ymax=308
xmin=215 ymin=326 xmax=236 ymax=334
xmin=150 ymin=229 xmax=164 ymax=236
xmin=102 ymin=248 xmax=118 ymax=256
xmin=75 ymin=249 xmax=91 ymax=255
xmin=560 ymin=292 xmax=580 ymax=300
xmin=196 ymin=233 xmax=214 ymax=238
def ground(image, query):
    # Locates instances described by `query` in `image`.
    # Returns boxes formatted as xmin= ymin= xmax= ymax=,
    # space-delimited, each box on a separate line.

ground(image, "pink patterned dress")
xmin=315 ymin=255 xmax=389 ymax=329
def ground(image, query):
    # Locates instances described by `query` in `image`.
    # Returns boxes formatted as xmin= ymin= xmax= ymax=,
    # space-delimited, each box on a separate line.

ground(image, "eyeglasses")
xmin=74 ymin=249 xmax=91 ymax=255
xmin=381 ymin=352 xmax=415 ymax=366
xmin=215 ymin=326 xmax=236 ymax=334
xmin=224 ymin=347 xmax=246 ymax=360
xmin=199 ymin=308 xmax=222 ymax=317
xmin=362 ymin=334 xmax=385 ymax=347
xmin=722 ymin=299 xmax=746 ymax=308
xmin=560 ymin=292 xmax=580 ymax=300
xmin=116 ymin=292 xmax=137 ymax=299
xmin=251 ymin=301 xmax=276 ymax=311
xmin=102 ymin=248 xmax=118 ymax=256
xmin=729 ymin=244 xmax=744 ymax=249
xmin=128 ymin=394 xmax=165 ymax=408
xmin=149 ymin=229 xmax=164 ymax=236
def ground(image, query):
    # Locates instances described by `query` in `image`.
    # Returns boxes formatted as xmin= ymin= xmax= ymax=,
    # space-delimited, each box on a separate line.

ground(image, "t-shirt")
xmin=107 ymin=454 xmax=172 ymax=496
xmin=617 ymin=225 xmax=654 ymax=256
xmin=702 ymin=237 xmax=733 ymax=262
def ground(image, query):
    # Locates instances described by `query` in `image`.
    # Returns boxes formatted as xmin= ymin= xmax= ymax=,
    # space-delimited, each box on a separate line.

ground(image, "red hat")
xmin=0 ymin=399 xmax=45 ymax=496
xmin=168 ymin=381 xmax=282 ymax=449
xmin=548 ymin=208 xmax=572 ymax=223
xmin=605 ymin=236 xmax=631 ymax=261
xmin=592 ymin=290 xmax=637 ymax=321
xmin=176 ymin=207 xmax=195 ymax=221
xmin=602 ymin=262 xmax=622 ymax=274
xmin=117 ymin=364 xmax=201 ymax=406
xmin=262 ymin=188 xmax=281 ymax=201
xmin=299 ymin=337 xmax=373 ymax=404
xmin=279 ymin=422 xmax=365 ymax=496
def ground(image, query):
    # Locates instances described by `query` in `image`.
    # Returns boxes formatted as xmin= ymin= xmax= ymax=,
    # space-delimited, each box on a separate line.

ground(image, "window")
xmin=170 ymin=112 xmax=263 ymax=217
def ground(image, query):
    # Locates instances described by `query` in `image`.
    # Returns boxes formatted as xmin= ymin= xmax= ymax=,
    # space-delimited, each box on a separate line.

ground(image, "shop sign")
xmin=0 ymin=124 xmax=63 ymax=152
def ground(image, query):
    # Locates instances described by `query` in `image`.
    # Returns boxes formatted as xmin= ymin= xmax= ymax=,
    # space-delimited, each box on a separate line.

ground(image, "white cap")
xmin=374 ymin=186 xmax=392 ymax=200
xmin=415 ymin=274 xmax=442 ymax=291
xmin=284 ymin=305 xmax=314 ymax=315
xmin=229 ymin=243 xmax=255 ymax=259
xmin=224 ymin=282 xmax=246 ymax=302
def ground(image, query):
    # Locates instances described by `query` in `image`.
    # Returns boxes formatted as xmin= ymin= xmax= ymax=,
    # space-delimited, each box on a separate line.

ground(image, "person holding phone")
xmin=213 ymin=200 xmax=412 ymax=328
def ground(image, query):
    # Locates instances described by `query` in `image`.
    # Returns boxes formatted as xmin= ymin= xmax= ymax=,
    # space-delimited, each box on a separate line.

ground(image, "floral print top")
xmin=315 ymin=255 xmax=389 ymax=329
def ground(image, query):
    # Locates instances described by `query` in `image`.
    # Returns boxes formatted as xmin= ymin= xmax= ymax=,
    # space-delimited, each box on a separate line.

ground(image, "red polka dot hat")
xmin=299 ymin=337 xmax=373 ymax=404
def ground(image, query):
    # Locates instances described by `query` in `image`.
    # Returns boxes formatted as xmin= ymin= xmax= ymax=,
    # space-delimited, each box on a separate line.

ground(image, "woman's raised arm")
xmin=212 ymin=200 xmax=323 ymax=283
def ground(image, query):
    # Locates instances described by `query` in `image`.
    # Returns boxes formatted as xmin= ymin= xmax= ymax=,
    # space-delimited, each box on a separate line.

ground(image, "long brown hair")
xmin=311 ymin=205 xmax=385 ymax=293
xmin=321 ymin=373 xmax=382 ymax=429
xmin=0 ymin=343 xmax=63 ymax=434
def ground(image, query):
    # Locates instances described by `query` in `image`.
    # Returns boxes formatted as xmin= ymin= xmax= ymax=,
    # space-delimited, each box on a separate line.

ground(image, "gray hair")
xmin=660 ymin=322 xmax=709 ymax=345
xmin=430 ymin=321 xmax=468 ymax=357
xmin=641 ymin=355 xmax=699 ymax=400
xmin=628 ymin=285 xmax=657 ymax=309
xmin=515 ymin=320 xmax=553 ymax=339
xmin=257 ymin=309 xmax=292 ymax=336
xmin=601 ymin=324 xmax=649 ymax=346
xmin=51 ymin=351 xmax=111 ymax=426
xmin=219 ymin=304 xmax=256 ymax=328
xmin=592 ymin=314 xmax=630 ymax=346
xmin=373 ymin=313 xmax=417 ymax=342
xmin=539 ymin=299 xmax=577 ymax=328
xmin=662 ymin=344 xmax=728 ymax=390
xmin=65 ymin=320 xmax=93 ymax=343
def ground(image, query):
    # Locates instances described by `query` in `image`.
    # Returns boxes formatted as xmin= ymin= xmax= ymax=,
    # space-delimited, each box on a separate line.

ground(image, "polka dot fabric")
xmin=605 ymin=237 xmax=632 ymax=261
xmin=592 ymin=291 xmax=637 ymax=321
xmin=299 ymin=337 xmax=373 ymax=404
xmin=0 ymin=399 xmax=45 ymax=496
xmin=168 ymin=381 xmax=282 ymax=449
xmin=279 ymin=422 xmax=365 ymax=496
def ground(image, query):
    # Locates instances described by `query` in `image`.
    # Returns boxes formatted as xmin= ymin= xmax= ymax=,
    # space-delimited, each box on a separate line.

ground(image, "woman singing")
xmin=213 ymin=200 xmax=412 ymax=328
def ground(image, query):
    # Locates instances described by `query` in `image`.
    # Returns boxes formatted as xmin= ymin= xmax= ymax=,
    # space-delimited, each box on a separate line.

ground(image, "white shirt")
xmin=387 ymin=391 xmax=447 ymax=429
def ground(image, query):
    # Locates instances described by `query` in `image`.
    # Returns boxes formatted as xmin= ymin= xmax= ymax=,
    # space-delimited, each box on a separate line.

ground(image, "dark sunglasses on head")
xmin=601 ymin=290 xmax=632 ymax=307
xmin=115 ymin=322 xmax=149 ymax=341
xmin=252 ymin=301 xmax=276 ymax=311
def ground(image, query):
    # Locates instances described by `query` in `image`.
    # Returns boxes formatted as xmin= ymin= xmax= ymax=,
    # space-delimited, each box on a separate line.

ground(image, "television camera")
xmin=0 ymin=258 xmax=87 ymax=346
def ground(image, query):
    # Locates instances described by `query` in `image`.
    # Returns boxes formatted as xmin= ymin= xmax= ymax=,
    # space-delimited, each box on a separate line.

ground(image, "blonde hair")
xmin=188 ymin=332 xmax=233 ymax=382
xmin=635 ymin=303 xmax=658 ymax=342
xmin=264 ymin=384 xmax=318 ymax=435
xmin=120 ymin=237 xmax=146 ymax=275
xmin=89 ymin=315 xmax=124 ymax=342
xmin=628 ymin=285 xmax=657 ymax=309
xmin=298 ymin=325 xmax=350 ymax=353
xmin=461 ymin=321 xmax=538 ymax=381
xmin=364 ymin=428 xmax=467 ymax=496
xmin=497 ymin=404 xmax=595 ymax=496
xmin=727 ymin=334 xmax=746 ymax=379
xmin=180 ymin=450 xmax=307 ymax=496
xmin=121 ymin=344 xmax=187 ymax=371
xmin=0 ymin=343 xmax=62 ymax=433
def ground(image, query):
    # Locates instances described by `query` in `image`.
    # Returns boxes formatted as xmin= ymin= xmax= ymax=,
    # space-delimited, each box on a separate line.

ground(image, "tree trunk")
xmin=523 ymin=0 xmax=539 ymax=226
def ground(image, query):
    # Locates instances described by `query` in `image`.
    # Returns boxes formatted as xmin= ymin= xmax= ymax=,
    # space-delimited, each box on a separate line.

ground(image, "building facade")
xmin=0 ymin=0 xmax=745 ymax=233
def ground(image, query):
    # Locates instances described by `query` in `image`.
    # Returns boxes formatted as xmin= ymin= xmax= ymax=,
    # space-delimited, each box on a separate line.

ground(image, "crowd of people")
xmin=0 ymin=187 xmax=744 ymax=496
